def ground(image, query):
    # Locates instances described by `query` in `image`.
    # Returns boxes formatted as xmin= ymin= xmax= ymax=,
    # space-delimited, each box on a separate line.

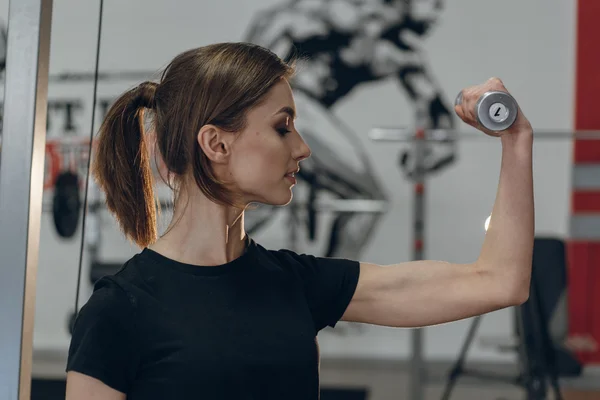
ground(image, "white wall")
xmin=0 ymin=0 xmax=577 ymax=372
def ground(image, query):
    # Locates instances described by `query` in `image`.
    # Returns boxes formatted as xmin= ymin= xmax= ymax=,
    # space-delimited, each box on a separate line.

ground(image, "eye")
xmin=276 ymin=116 xmax=292 ymax=136
xmin=276 ymin=127 xmax=291 ymax=136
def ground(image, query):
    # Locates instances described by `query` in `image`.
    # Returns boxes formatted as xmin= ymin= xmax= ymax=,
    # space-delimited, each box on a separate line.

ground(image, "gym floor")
xmin=31 ymin=353 xmax=600 ymax=400
xmin=321 ymin=359 xmax=600 ymax=400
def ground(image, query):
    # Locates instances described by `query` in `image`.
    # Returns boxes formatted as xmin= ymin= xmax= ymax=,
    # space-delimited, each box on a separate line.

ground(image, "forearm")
xmin=477 ymin=129 xmax=534 ymax=298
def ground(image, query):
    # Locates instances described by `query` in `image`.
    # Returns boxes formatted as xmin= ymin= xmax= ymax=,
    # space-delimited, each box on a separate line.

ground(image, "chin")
xmin=250 ymin=180 xmax=297 ymax=206
xmin=262 ymin=190 xmax=294 ymax=207
xmin=273 ymin=193 xmax=294 ymax=206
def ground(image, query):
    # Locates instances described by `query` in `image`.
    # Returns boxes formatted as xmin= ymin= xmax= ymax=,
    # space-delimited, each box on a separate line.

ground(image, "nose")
xmin=293 ymin=131 xmax=311 ymax=162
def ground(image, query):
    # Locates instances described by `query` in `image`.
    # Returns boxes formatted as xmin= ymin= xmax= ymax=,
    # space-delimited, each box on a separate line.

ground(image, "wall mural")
xmin=243 ymin=0 xmax=456 ymax=260
xmin=0 ymin=0 xmax=456 ymax=266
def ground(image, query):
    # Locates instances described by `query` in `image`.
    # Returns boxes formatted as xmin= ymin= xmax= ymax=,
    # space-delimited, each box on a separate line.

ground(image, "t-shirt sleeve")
xmin=278 ymin=250 xmax=361 ymax=331
xmin=66 ymin=280 xmax=139 ymax=393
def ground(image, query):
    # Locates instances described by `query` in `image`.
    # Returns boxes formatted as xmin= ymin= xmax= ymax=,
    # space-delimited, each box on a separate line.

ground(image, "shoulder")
xmin=253 ymin=241 xmax=360 ymax=279
xmin=253 ymin=242 xmax=361 ymax=331
xmin=88 ymin=251 xmax=152 ymax=302
xmin=68 ymin=276 xmax=139 ymax=364
xmin=75 ymin=276 xmax=138 ymax=328
xmin=252 ymin=241 xmax=314 ymax=271
xmin=67 ymin=277 xmax=140 ymax=394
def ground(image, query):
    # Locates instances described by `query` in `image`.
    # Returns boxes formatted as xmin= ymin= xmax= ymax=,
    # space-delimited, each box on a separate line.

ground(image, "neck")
xmin=149 ymin=187 xmax=248 ymax=267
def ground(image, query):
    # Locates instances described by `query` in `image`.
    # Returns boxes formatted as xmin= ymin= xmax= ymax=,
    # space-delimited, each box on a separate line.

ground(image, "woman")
xmin=65 ymin=42 xmax=534 ymax=399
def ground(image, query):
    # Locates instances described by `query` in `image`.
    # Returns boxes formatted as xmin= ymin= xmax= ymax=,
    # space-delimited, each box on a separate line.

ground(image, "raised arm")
xmin=244 ymin=2 xmax=326 ymax=61
xmin=244 ymin=6 xmax=290 ymax=53
xmin=342 ymin=77 xmax=534 ymax=327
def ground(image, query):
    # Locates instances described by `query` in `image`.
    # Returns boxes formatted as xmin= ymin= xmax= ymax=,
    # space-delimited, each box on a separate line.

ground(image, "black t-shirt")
xmin=66 ymin=238 xmax=360 ymax=399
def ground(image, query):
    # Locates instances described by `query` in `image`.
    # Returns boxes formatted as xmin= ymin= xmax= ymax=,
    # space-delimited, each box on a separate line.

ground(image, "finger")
xmin=454 ymin=102 xmax=465 ymax=122
xmin=461 ymin=86 xmax=480 ymax=125
xmin=454 ymin=90 xmax=473 ymax=126
xmin=486 ymin=76 xmax=507 ymax=92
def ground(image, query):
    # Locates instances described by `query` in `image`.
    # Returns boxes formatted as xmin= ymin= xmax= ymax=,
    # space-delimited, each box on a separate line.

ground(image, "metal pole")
xmin=0 ymin=1 xmax=52 ymax=399
xmin=369 ymin=127 xmax=600 ymax=141
xmin=409 ymin=105 xmax=429 ymax=400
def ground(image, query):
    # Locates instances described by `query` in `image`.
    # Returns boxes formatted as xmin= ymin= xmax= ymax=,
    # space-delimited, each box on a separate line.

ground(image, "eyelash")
xmin=277 ymin=127 xmax=291 ymax=136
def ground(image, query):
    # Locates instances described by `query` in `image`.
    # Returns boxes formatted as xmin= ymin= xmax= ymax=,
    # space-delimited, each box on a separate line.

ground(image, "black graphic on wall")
xmin=244 ymin=0 xmax=456 ymax=259
xmin=0 ymin=1 xmax=457 ymax=261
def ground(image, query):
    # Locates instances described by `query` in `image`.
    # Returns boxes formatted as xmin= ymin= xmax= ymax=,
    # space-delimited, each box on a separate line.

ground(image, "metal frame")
xmin=0 ymin=1 xmax=53 ymax=399
xmin=285 ymin=198 xmax=389 ymax=252
xmin=408 ymin=106 xmax=429 ymax=400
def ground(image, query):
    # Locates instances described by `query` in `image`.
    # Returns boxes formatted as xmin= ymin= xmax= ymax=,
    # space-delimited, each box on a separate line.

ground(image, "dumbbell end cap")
xmin=476 ymin=91 xmax=518 ymax=132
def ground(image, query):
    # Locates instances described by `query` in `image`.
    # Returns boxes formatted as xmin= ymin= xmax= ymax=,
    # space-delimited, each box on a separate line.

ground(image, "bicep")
xmin=342 ymin=260 xmax=513 ymax=328
xmin=66 ymin=371 xmax=126 ymax=400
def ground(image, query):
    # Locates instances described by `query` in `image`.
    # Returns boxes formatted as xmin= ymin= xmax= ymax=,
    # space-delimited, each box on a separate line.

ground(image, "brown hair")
xmin=92 ymin=42 xmax=295 ymax=248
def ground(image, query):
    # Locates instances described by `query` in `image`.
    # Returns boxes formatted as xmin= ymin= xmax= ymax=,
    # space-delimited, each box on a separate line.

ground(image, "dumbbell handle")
xmin=455 ymin=90 xmax=518 ymax=132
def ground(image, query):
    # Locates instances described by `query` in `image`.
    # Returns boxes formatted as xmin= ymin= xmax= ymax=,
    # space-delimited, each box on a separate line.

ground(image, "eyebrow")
xmin=274 ymin=106 xmax=297 ymax=120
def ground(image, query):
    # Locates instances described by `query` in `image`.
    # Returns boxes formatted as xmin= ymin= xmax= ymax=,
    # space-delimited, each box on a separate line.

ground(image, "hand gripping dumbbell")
xmin=455 ymin=90 xmax=519 ymax=132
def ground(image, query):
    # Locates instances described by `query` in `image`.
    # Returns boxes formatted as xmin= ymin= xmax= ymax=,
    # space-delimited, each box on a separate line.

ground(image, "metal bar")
xmin=47 ymin=70 xmax=155 ymax=82
xmin=0 ymin=1 xmax=52 ymax=399
xmin=311 ymin=199 xmax=388 ymax=213
xmin=409 ymin=107 xmax=429 ymax=400
xmin=42 ymin=198 xmax=390 ymax=214
xmin=369 ymin=128 xmax=600 ymax=142
xmin=223 ymin=199 xmax=390 ymax=213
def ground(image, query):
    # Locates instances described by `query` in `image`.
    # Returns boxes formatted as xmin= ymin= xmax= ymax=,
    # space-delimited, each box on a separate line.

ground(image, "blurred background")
xmin=1 ymin=0 xmax=599 ymax=399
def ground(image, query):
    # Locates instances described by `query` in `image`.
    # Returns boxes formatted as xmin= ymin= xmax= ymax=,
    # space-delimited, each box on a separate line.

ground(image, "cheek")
xmin=232 ymin=137 xmax=287 ymax=185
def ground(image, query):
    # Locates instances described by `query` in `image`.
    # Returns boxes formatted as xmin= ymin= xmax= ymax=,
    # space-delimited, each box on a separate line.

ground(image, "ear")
xmin=197 ymin=124 xmax=233 ymax=164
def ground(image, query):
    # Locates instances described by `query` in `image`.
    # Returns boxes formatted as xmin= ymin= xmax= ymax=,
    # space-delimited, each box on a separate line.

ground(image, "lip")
xmin=284 ymin=172 xmax=297 ymax=185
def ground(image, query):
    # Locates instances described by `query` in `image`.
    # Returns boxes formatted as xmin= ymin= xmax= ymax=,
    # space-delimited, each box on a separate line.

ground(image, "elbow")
xmin=502 ymin=276 xmax=531 ymax=307
xmin=494 ymin=286 xmax=529 ymax=309
xmin=478 ymin=261 xmax=531 ymax=308
xmin=506 ymin=286 xmax=530 ymax=306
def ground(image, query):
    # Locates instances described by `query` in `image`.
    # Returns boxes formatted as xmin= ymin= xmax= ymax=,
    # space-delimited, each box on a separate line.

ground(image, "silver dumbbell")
xmin=455 ymin=91 xmax=518 ymax=132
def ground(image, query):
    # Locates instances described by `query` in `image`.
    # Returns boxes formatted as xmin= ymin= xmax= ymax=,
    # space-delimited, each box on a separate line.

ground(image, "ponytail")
xmin=92 ymin=81 xmax=159 ymax=248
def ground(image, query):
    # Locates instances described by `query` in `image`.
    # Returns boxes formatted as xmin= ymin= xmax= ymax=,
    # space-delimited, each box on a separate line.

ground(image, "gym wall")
xmin=0 ymin=0 xmax=580 ymax=374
